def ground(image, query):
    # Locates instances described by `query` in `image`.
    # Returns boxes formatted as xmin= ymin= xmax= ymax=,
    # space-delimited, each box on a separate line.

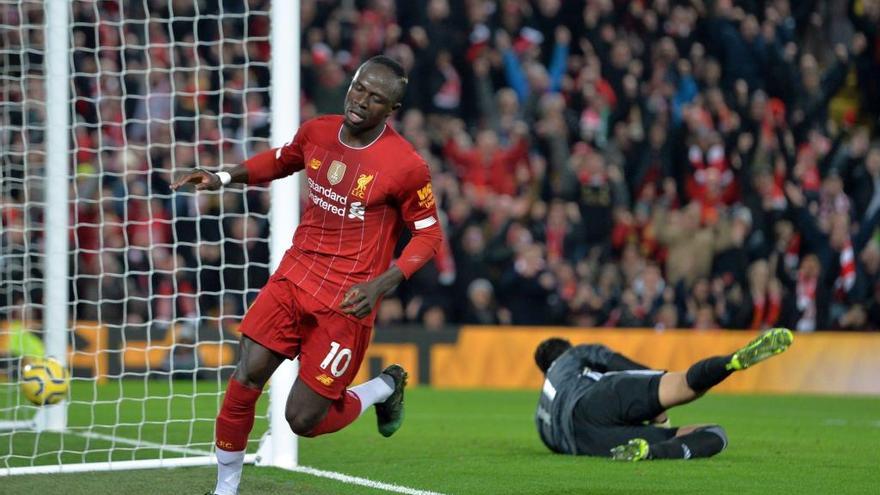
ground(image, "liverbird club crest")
xmin=351 ymin=174 xmax=374 ymax=199
xmin=327 ymin=160 xmax=347 ymax=185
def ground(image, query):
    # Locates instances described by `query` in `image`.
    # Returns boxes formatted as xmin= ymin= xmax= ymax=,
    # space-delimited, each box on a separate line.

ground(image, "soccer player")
xmin=170 ymin=56 xmax=443 ymax=495
xmin=533 ymin=328 xmax=793 ymax=461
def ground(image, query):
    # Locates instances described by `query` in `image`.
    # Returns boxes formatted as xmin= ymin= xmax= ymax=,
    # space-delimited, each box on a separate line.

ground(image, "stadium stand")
xmin=3 ymin=0 xmax=880 ymax=334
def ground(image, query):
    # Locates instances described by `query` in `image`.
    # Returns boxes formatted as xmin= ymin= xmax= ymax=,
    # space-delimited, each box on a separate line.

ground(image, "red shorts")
xmin=239 ymin=275 xmax=372 ymax=400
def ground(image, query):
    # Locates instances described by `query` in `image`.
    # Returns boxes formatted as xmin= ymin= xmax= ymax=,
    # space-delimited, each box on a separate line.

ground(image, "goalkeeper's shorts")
xmin=239 ymin=274 xmax=372 ymax=400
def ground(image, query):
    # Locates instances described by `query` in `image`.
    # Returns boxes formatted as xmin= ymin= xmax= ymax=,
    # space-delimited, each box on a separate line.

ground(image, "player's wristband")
xmin=216 ymin=171 xmax=232 ymax=186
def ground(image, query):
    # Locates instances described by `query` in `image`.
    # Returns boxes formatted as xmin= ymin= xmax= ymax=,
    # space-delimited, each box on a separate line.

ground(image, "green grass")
xmin=2 ymin=381 xmax=879 ymax=494
xmin=0 ymin=379 xmax=266 ymax=465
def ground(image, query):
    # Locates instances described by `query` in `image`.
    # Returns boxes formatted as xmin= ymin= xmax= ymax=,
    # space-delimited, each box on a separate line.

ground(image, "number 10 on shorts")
xmin=319 ymin=341 xmax=352 ymax=378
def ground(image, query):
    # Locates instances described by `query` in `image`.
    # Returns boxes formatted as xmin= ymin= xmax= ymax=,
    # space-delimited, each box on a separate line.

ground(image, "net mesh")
xmin=1 ymin=0 xmax=274 ymax=469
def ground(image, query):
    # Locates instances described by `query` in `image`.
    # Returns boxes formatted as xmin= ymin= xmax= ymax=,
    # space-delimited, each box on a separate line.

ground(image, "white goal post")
xmin=1 ymin=0 xmax=299 ymax=475
xmin=258 ymin=0 xmax=299 ymax=472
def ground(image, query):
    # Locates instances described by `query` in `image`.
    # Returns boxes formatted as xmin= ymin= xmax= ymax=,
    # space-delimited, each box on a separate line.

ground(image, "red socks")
xmin=299 ymin=391 xmax=362 ymax=438
xmin=215 ymin=378 xmax=263 ymax=451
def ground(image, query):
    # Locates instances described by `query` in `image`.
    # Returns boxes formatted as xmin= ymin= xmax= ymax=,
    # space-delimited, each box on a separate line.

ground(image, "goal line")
xmin=0 ymin=0 xmax=300 ymax=475
xmin=5 ymin=429 xmax=447 ymax=495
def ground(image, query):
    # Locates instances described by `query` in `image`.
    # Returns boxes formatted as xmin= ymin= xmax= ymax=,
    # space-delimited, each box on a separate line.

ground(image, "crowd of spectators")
xmin=2 ymin=0 xmax=273 ymax=333
xmin=2 ymin=0 xmax=880 ymax=334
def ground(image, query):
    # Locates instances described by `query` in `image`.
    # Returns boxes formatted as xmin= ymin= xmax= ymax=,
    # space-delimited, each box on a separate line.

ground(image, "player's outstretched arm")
xmin=172 ymin=127 xmax=306 ymax=192
xmin=570 ymin=344 xmax=652 ymax=372
xmin=169 ymin=165 xmax=249 ymax=192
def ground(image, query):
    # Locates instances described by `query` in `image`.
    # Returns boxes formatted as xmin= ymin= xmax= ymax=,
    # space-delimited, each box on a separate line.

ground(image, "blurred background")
xmin=299 ymin=0 xmax=880 ymax=333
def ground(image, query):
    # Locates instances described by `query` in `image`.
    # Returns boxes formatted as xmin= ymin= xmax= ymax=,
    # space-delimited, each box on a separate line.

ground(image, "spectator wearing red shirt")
xmin=443 ymin=119 xmax=530 ymax=197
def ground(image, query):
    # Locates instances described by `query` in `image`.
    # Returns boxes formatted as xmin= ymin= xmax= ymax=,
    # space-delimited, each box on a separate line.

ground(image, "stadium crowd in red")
xmin=2 ymin=0 xmax=880 ymax=333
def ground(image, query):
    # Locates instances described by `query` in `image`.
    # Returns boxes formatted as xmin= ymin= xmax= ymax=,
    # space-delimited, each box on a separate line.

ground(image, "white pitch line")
xmin=72 ymin=430 xmax=212 ymax=456
xmin=290 ymin=465 xmax=448 ymax=495
xmin=822 ymin=418 xmax=848 ymax=426
xmin=67 ymin=431 xmax=447 ymax=494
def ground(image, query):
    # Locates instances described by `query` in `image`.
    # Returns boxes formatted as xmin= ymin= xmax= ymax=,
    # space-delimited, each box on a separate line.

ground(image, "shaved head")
xmin=343 ymin=56 xmax=408 ymax=134
xmin=361 ymin=55 xmax=408 ymax=105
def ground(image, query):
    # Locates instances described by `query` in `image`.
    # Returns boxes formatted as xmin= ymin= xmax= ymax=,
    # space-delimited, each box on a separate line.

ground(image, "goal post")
xmin=257 ymin=0 xmax=300 ymax=471
xmin=0 ymin=0 xmax=300 ymax=475
xmin=40 ymin=0 xmax=70 ymax=434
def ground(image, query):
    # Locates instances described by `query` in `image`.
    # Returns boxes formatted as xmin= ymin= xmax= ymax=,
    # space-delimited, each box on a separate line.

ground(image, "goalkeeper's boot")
xmin=376 ymin=364 xmax=408 ymax=437
xmin=611 ymin=438 xmax=650 ymax=462
xmin=727 ymin=327 xmax=794 ymax=371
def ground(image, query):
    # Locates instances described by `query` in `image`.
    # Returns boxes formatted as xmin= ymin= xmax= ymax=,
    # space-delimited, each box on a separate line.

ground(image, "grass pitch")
xmin=2 ymin=381 xmax=879 ymax=494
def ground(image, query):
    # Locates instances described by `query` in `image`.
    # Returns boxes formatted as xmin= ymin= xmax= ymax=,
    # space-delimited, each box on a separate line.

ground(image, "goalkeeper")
xmin=533 ymin=328 xmax=793 ymax=461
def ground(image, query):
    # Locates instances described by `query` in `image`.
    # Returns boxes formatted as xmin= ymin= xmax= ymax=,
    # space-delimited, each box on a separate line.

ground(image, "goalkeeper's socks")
xmin=685 ymin=355 xmax=735 ymax=393
xmin=648 ymin=426 xmax=728 ymax=459
xmin=214 ymin=447 xmax=245 ymax=495
xmin=350 ymin=374 xmax=394 ymax=415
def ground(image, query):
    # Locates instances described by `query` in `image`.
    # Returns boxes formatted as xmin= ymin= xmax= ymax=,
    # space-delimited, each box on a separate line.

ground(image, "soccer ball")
xmin=20 ymin=357 xmax=69 ymax=405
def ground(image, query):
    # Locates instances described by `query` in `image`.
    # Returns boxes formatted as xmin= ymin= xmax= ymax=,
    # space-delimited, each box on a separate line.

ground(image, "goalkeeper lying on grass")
xmin=533 ymin=328 xmax=793 ymax=461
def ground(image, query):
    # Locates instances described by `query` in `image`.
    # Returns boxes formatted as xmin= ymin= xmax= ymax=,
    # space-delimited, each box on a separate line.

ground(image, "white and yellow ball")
xmin=20 ymin=357 xmax=69 ymax=405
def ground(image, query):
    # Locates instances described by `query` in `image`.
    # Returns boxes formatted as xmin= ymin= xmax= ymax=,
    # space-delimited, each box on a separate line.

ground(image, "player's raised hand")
xmin=340 ymin=281 xmax=383 ymax=319
xmin=170 ymin=168 xmax=222 ymax=192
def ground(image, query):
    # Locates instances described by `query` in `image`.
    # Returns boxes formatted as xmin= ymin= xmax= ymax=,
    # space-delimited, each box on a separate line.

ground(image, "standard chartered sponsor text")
xmin=309 ymin=177 xmax=348 ymax=217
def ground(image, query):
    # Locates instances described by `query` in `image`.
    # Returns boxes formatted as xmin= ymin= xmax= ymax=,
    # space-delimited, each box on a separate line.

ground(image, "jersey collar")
xmin=337 ymin=123 xmax=387 ymax=150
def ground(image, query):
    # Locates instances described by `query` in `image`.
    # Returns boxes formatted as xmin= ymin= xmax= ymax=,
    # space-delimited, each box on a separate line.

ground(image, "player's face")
xmin=344 ymin=65 xmax=398 ymax=132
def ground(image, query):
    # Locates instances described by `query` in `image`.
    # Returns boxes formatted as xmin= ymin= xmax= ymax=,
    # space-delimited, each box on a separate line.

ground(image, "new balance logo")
xmin=348 ymin=201 xmax=365 ymax=221
xmin=315 ymin=374 xmax=334 ymax=386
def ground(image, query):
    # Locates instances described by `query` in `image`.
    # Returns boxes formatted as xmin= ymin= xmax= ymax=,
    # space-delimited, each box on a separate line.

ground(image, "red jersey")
xmin=243 ymin=115 xmax=443 ymax=324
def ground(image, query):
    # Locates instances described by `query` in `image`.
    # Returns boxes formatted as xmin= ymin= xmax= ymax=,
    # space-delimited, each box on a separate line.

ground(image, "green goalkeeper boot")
xmin=376 ymin=364 xmax=408 ymax=437
xmin=727 ymin=328 xmax=794 ymax=371
xmin=611 ymin=438 xmax=650 ymax=461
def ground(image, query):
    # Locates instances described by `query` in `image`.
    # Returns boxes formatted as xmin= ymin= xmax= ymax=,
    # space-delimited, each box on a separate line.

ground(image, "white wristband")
xmin=216 ymin=171 xmax=232 ymax=186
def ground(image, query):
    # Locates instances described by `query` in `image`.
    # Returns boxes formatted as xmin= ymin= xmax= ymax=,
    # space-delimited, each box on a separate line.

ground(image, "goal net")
xmin=1 ymin=0 xmax=297 ymax=474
